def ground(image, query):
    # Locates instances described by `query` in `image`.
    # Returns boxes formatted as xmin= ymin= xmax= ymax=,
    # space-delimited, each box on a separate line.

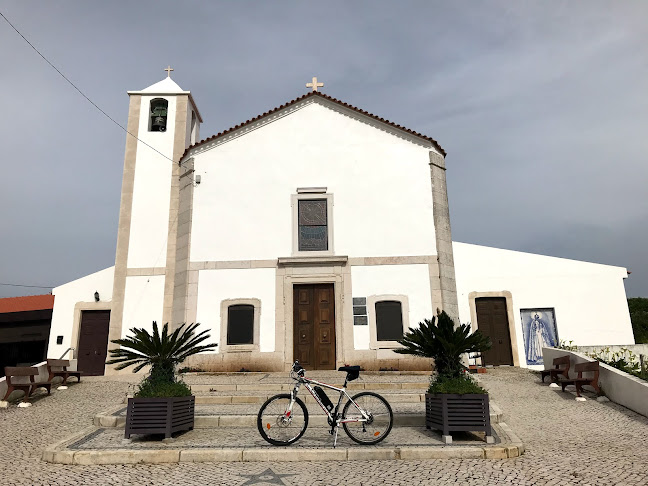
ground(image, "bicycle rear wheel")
xmin=257 ymin=393 xmax=309 ymax=446
xmin=342 ymin=391 xmax=393 ymax=445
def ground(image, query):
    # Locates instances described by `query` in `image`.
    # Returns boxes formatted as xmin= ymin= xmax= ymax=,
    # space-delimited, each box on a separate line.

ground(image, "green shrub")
xmin=135 ymin=378 xmax=192 ymax=398
xmin=428 ymin=374 xmax=486 ymax=395
xmin=586 ymin=346 xmax=648 ymax=382
xmin=556 ymin=340 xmax=577 ymax=351
xmin=395 ymin=311 xmax=491 ymax=379
xmin=629 ymin=298 xmax=648 ymax=344
xmin=106 ymin=321 xmax=216 ymax=384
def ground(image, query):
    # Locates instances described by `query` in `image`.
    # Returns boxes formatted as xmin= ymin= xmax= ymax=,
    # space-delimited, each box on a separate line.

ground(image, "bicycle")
xmin=257 ymin=361 xmax=394 ymax=447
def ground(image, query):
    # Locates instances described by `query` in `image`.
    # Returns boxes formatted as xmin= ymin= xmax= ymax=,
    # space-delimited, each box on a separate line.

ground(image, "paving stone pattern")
xmin=69 ymin=425 xmax=496 ymax=450
xmin=1 ymin=368 xmax=647 ymax=485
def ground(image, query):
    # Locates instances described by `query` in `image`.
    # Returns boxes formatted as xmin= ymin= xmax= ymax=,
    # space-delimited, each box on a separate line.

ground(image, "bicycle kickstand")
xmin=333 ymin=424 xmax=339 ymax=448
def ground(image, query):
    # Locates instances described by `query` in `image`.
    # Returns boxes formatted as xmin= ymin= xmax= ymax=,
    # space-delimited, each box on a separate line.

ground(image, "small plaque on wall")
xmin=353 ymin=297 xmax=368 ymax=325
xmin=353 ymin=315 xmax=368 ymax=326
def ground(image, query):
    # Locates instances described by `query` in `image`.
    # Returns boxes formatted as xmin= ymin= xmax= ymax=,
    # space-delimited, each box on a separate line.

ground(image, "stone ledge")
xmin=43 ymin=423 xmax=524 ymax=464
xmin=278 ymin=256 xmax=348 ymax=266
xmin=42 ymin=442 xmax=525 ymax=464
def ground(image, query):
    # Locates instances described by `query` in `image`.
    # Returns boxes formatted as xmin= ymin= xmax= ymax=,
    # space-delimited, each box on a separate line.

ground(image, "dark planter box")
xmin=425 ymin=393 xmax=492 ymax=443
xmin=125 ymin=396 xmax=195 ymax=439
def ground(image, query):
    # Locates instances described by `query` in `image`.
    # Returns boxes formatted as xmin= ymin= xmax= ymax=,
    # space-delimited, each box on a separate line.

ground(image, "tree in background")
xmin=629 ymin=298 xmax=648 ymax=344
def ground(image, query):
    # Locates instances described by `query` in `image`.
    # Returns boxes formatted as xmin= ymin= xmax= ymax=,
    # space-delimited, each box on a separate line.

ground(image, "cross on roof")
xmin=306 ymin=76 xmax=324 ymax=92
xmin=164 ymin=65 xmax=174 ymax=78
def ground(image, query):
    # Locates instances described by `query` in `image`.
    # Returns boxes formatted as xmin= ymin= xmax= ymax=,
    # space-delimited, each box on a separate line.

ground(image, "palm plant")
xmin=395 ymin=311 xmax=491 ymax=379
xmin=106 ymin=322 xmax=216 ymax=383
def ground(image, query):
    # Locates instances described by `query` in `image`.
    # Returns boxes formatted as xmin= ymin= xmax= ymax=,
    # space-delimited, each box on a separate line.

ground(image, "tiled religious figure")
xmin=521 ymin=309 xmax=558 ymax=365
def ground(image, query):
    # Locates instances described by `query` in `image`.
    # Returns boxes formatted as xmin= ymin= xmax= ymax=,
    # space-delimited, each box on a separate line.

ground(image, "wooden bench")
xmin=541 ymin=355 xmax=570 ymax=383
xmin=559 ymin=361 xmax=601 ymax=397
xmin=3 ymin=366 xmax=53 ymax=401
xmin=47 ymin=359 xmax=82 ymax=385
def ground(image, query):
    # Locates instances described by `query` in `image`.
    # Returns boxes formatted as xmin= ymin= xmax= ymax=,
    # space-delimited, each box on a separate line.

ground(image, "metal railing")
xmin=58 ymin=347 xmax=75 ymax=359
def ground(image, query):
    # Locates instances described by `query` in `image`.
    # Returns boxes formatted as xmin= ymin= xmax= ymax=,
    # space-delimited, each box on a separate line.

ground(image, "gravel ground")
xmin=1 ymin=367 xmax=647 ymax=485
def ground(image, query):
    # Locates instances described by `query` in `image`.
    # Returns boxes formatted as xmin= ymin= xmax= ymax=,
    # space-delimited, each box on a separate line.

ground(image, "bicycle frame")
xmin=289 ymin=374 xmax=371 ymax=431
xmin=257 ymin=362 xmax=393 ymax=448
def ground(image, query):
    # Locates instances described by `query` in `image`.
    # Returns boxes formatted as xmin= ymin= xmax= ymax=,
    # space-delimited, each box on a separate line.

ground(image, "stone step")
xmin=193 ymin=392 xmax=426 ymax=405
xmin=187 ymin=382 xmax=428 ymax=393
xmin=45 ymin=421 xmax=523 ymax=464
xmin=94 ymin=402 xmax=503 ymax=428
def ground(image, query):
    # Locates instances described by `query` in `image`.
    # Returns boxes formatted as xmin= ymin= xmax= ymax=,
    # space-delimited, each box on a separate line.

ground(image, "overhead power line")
xmin=0 ymin=283 xmax=53 ymax=289
xmin=0 ymin=10 xmax=174 ymax=163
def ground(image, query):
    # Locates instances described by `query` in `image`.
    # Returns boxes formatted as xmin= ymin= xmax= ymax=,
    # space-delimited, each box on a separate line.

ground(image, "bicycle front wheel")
xmin=342 ymin=391 xmax=393 ymax=445
xmin=257 ymin=393 xmax=309 ymax=446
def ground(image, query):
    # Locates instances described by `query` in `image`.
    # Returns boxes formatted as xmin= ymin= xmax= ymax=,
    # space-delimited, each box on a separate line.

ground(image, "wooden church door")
xmin=475 ymin=298 xmax=513 ymax=366
xmin=77 ymin=310 xmax=111 ymax=376
xmin=293 ymin=284 xmax=336 ymax=370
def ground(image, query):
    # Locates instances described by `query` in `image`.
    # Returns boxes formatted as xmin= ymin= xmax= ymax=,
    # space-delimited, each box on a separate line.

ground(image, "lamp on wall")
xmin=94 ymin=291 xmax=100 ymax=302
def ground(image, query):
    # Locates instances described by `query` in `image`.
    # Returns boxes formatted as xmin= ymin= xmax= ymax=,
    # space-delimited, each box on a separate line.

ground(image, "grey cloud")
xmin=0 ymin=1 xmax=646 ymax=298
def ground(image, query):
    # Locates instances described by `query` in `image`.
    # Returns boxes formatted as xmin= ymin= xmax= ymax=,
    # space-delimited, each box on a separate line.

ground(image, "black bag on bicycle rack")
xmin=313 ymin=386 xmax=334 ymax=412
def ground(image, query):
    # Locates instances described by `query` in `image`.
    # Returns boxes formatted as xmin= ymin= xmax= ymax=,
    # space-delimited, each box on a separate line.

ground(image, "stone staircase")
xmin=40 ymin=373 xmax=523 ymax=464
xmin=95 ymin=378 xmax=503 ymax=429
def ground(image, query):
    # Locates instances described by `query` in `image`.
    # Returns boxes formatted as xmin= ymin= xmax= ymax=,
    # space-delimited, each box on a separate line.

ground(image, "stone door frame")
xmin=276 ymin=257 xmax=352 ymax=370
xmin=468 ymin=291 xmax=520 ymax=367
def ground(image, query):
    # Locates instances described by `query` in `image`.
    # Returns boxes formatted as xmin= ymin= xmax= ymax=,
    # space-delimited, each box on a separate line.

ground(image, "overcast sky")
xmin=1 ymin=1 xmax=646 ymax=300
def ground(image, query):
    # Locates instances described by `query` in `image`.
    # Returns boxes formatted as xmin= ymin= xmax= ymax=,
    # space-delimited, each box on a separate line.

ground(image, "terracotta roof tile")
xmin=180 ymin=91 xmax=446 ymax=161
xmin=0 ymin=294 xmax=54 ymax=314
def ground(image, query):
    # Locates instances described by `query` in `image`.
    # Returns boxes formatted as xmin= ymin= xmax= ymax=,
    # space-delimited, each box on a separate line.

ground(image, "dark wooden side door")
xmin=475 ymin=298 xmax=513 ymax=366
xmin=293 ymin=284 xmax=336 ymax=370
xmin=77 ymin=310 xmax=110 ymax=376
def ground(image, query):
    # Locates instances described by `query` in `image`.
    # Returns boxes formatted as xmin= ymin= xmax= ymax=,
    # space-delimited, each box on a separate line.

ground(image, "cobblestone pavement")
xmin=2 ymin=367 xmax=648 ymax=485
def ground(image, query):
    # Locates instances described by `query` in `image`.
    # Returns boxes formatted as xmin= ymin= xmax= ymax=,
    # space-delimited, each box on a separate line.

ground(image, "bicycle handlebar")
xmin=291 ymin=360 xmax=305 ymax=377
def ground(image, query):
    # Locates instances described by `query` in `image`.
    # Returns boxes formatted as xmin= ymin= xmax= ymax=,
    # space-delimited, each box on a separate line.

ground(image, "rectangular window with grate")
xmin=227 ymin=304 xmax=255 ymax=345
xmin=375 ymin=301 xmax=404 ymax=341
xmin=298 ymin=199 xmax=328 ymax=251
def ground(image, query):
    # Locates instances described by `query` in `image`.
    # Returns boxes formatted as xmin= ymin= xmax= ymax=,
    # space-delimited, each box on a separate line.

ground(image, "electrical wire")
xmin=0 ymin=283 xmax=53 ymax=289
xmin=0 ymin=10 xmax=175 ymax=164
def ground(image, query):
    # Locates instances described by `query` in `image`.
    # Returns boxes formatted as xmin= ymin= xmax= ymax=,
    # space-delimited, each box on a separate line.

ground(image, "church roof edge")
xmin=179 ymin=91 xmax=446 ymax=162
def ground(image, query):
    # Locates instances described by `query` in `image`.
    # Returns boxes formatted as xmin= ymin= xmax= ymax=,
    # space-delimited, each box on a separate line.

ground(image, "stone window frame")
xmin=148 ymin=98 xmax=169 ymax=132
xmin=291 ymin=191 xmax=335 ymax=257
xmin=367 ymin=294 xmax=410 ymax=350
xmin=219 ymin=298 xmax=261 ymax=353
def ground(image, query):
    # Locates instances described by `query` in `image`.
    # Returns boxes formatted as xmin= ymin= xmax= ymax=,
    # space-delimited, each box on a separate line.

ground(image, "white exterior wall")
xmin=126 ymin=95 xmax=176 ymax=268
xmin=190 ymin=102 xmax=437 ymax=262
xmin=351 ymin=264 xmax=433 ymax=350
xmin=453 ymin=242 xmax=634 ymax=368
xmin=195 ymin=268 xmax=276 ymax=352
xmin=48 ymin=267 xmax=114 ymax=358
xmin=121 ymin=275 xmax=165 ymax=337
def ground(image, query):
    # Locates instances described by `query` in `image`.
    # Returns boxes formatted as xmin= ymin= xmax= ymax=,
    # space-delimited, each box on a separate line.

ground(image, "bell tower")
xmin=107 ymin=72 xmax=203 ymax=361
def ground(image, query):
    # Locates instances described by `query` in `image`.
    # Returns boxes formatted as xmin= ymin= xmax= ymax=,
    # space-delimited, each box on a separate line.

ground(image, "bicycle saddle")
xmin=338 ymin=365 xmax=360 ymax=381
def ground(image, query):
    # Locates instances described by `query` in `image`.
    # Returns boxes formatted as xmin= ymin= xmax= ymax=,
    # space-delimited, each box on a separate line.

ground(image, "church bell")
xmin=152 ymin=116 xmax=167 ymax=131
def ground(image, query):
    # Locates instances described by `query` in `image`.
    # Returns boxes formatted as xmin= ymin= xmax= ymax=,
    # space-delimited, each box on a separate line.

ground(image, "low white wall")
xmin=543 ymin=347 xmax=648 ymax=418
xmin=48 ymin=267 xmax=115 ymax=359
xmin=454 ymin=242 xmax=633 ymax=368
xmin=1 ymin=359 xmax=79 ymax=403
xmin=1 ymin=361 xmax=48 ymax=402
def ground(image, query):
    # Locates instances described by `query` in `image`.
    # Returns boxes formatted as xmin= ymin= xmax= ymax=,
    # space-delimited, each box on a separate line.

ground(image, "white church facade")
xmin=47 ymin=76 xmax=635 ymax=374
